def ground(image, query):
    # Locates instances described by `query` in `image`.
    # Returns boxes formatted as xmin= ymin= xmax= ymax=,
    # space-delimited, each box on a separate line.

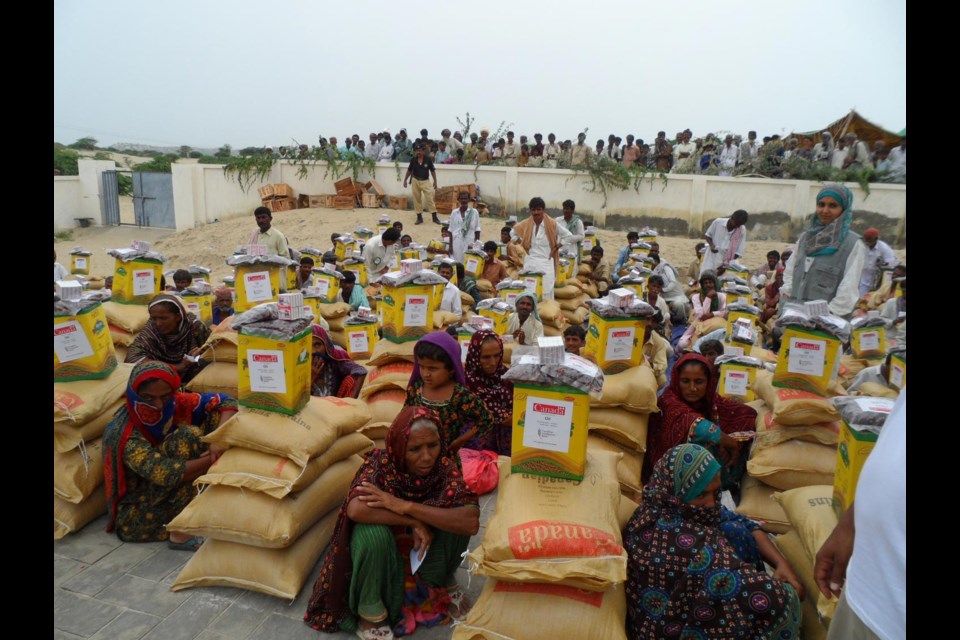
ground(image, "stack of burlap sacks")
xmin=54 ymin=363 xmax=134 ymax=539
xmin=454 ymin=451 xmax=637 ymax=640
xmin=356 ymin=342 xmax=418 ymax=447
xmin=102 ymin=300 xmax=152 ymax=363
xmin=166 ymin=396 xmax=374 ymax=599
xmin=736 ymin=369 xmax=845 ymax=639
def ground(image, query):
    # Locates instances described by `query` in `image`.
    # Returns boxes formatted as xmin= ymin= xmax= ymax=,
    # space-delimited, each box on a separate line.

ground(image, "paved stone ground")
xmin=54 ymin=491 xmax=498 ymax=640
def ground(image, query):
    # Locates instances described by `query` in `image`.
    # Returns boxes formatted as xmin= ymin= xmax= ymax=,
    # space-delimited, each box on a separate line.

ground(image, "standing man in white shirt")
xmin=814 ymin=391 xmax=906 ymax=640
xmin=555 ymin=199 xmax=585 ymax=259
xmin=377 ymin=132 xmax=395 ymax=162
xmin=812 ymin=131 xmax=835 ymax=165
xmin=672 ymin=131 xmax=697 ymax=173
xmin=699 ymin=210 xmax=748 ymax=277
xmin=831 ymin=137 xmax=849 ymax=169
xmin=842 ymin=132 xmax=874 ymax=170
xmin=543 ymin=133 xmax=562 ymax=168
xmin=448 ymin=192 xmax=480 ymax=263
xmin=738 ymin=130 xmax=759 ymax=169
xmin=363 ymin=227 xmax=401 ymax=285
xmin=503 ymin=131 xmax=519 ymax=166
xmin=858 ymin=228 xmax=899 ymax=296
xmin=886 ymin=137 xmax=906 ymax=182
xmin=718 ymin=134 xmax=740 ymax=176
xmin=440 ymin=129 xmax=463 ymax=154
xmin=437 ymin=261 xmax=463 ymax=316
xmin=510 ymin=197 xmax=575 ymax=300
xmin=365 ymin=133 xmax=381 ymax=160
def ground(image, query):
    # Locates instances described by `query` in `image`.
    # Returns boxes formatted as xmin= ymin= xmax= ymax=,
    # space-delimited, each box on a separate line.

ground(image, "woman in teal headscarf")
xmin=624 ymin=444 xmax=803 ymax=639
xmin=779 ymin=183 xmax=866 ymax=318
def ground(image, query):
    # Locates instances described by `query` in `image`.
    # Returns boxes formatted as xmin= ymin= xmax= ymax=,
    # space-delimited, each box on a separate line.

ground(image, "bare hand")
xmin=814 ymin=510 xmax=855 ymax=600
xmin=715 ymin=434 xmax=741 ymax=468
xmin=773 ymin=563 xmax=806 ymax=601
xmin=208 ymin=444 xmax=225 ymax=465
xmin=515 ymin=330 xmax=526 ymax=345
xmin=311 ymin=354 xmax=325 ymax=384
xmin=411 ymin=522 xmax=434 ymax=562
xmin=356 ymin=482 xmax=409 ymax=516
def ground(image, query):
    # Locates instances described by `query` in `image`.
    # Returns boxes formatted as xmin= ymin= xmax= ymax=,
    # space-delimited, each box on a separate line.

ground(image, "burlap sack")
xmin=558 ymin=295 xmax=586 ymax=312
xmin=561 ymin=307 xmax=590 ymax=326
xmin=367 ymin=339 xmax=417 ymax=367
xmin=747 ymin=440 xmax=837 ymax=491
xmin=467 ymin=451 xmax=626 ymax=591
xmin=433 ymin=311 xmax=461 ymax=328
xmin=538 ymin=299 xmax=562 ymax=323
xmin=54 ymin=438 xmax=104 ymax=504
xmin=204 ymin=398 xmax=371 ymax=466
xmin=365 ymin=362 xmax=414 ymax=389
xmin=102 ymin=301 xmax=149 ymax=333
xmin=167 ymin=454 xmax=361 ymax=548
xmin=317 ymin=302 xmax=352 ymax=319
xmin=53 ymin=399 xmax=123 ymax=453
xmin=475 ymin=278 xmax=494 ymax=294
xmin=586 ymin=434 xmax=643 ymax=493
xmin=185 ymin=362 xmax=238 ymax=400
xmin=365 ymin=388 xmax=406 ymax=425
xmin=775 ymin=529 xmax=838 ymax=627
xmin=359 ymin=422 xmax=391 ymax=440
xmin=735 ymin=475 xmax=791 ymax=534
xmin=591 ymin=365 xmax=659 ymax=414
xmin=752 ymin=403 xmax=839 ymax=451
xmin=773 ymin=485 xmax=839 ymax=562
xmin=452 ymin=578 xmax=627 ymax=640
xmin=617 ymin=495 xmax=640 ymax=531
xmin=578 ymin=264 xmax=593 ymax=276
xmin=553 ymin=284 xmax=581 ymax=300
xmin=196 ymin=432 xmax=373 ymax=499
xmin=114 ymin=345 xmax=127 ymax=362
xmin=752 ymin=371 xmax=840 ymax=425
xmin=587 ymin=408 xmax=649 ymax=453
xmin=54 ymin=363 xmax=134 ymax=427
xmin=853 ymin=381 xmax=898 ymax=398
xmin=109 ymin=325 xmax=137 ymax=347
xmin=543 ymin=325 xmax=564 ymax=338
xmin=460 ymin=290 xmax=475 ymax=307
xmin=54 ymin=490 xmax=106 ymax=540
xmin=171 ymin=509 xmax=338 ymax=599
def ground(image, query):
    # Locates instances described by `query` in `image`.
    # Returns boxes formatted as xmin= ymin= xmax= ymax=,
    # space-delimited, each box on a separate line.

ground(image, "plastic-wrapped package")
xmin=775 ymin=305 xmax=852 ymax=342
xmin=298 ymin=247 xmax=325 ymax=257
xmin=225 ymin=254 xmax=296 ymax=268
xmin=54 ymin=296 xmax=103 ymax=316
xmin=586 ymin=297 xmax=655 ymax=319
xmin=106 ymin=247 xmax=167 ymax=263
xmin=850 ymin=314 xmax=889 ymax=330
xmin=230 ymin=303 xmax=313 ymax=339
xmin=518 ymin=267 xmax=547 ymax=277
xmin=502 ymin=353 xmax=605 ymax=396
xmin=188 ymin=264 xmax=211 ymax=277
xmin=726 ymin=301 xmax=762 ymax=316
xmin=715 ymin=354 xmax=765 ymax=369
xmin=725 ymin=260 xmax=749 ymax=273
xmin=179 ymin=283 xmax=214 ymax=296
xmin=495 ymin=279 xmax=526 ymax=291
xmin=719 ymin=274 xmax=750 ymax=287
xmin=380 ymin=269 xmax=448 ymax=287
xmin=831 ymin=396 xmax=895 ymax=430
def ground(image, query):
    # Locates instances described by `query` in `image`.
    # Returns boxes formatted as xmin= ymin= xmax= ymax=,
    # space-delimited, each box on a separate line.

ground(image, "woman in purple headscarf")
xmin=404 ymin=331 xmax=493 ymax=454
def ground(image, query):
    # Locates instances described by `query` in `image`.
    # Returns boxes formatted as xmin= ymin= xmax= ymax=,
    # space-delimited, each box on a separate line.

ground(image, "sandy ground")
xmin=55 ymin=206 xmax=907 ymax=286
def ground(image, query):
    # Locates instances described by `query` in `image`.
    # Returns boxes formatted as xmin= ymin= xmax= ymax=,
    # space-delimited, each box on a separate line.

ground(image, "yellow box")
xmin=344 ymin=321 xmax=379 ymax=360
xmin=342 ymin=261 xmax=368 ymax=287
xmin=496 ymin=243 xmax=507 ymax=259
xmin=727 ymin=267 xmax=750 ymax=282
xmin=561 ymin=258 xmax=576 ymax=283
xmin=380 ymin=282 xmax=436 ymax=343
xmin=726 ymin=307 xmax=760 ymax=335
xmin=234 ymin=264 xmax=282 ymax=313
xmin=181 ymin=293 xmax=214 ymax=326
xmin=399 ymin=248 xmax=421 ymax=262
xmin=311 ymin=271 xmax=342 ymax=303
xmin=584 ymin=311 xmax=647 ymax=374
xmin=303 ymin=295 xmax=322 ymax=319
xmin=774 ymin=326 xmax=842 ymax=396
xmin=499 ymin=285 xmax=526 ymax=306
xmin=478 ymin=305 xmax=511 ymax=335
xmin=283 ymin=264 xmax=298 ymax=292
xmin=888 ymin=353 xmax=906 ymax=390
xmin=520 ymin=274 xmax=543 ymax=300
xmin=238 ymin=325 xmax=312 ymax=415
xmin=111 ymin=257 xmax=164 ymax=305
xmin=833 ymin=418 xmax=881 ymax=516
xmin=376 ymin=222 xmax=392 ymax=235
xmin=464 ymin=253 xmax=486 ymax=279
xmin=581 ymin=234 xmax=596 ymax=258
xmin=427 ymin=239 xmax=449 ymax=254
xmin=457 ymin=331 xmax=473 ymax=364
xmin=54 ymin=302 xmax=118 ymax=382
xmin=70 ymin=252 xmax=91 ymax=276
xmin=335 ymin=238 xmax=358 ymax=262
xmin=640 ymin=233 xmax=657 ymax=245
xmin=511 ymin=383 xmax=590 ymax=481
xmin=556 ymin=259 xmax=569 ymax=286
xmin=717 ymin=362 xmax=759 ymax=402
xmin=851 ymin=326 xmax=886 ymax=359
xmin=725 ymin=291 xmax=751 ymax=307
xmin=619 ymin=281 xmax=645 ymax=298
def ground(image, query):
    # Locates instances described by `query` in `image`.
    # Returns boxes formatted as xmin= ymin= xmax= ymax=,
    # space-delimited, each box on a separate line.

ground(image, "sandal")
xmin=447 ymin=588 xmax=473 ymax=621
xmin=354 ymin=625 xmax=394 ymax=640
xmin=167 ymin=536 xmax=204 ymax=551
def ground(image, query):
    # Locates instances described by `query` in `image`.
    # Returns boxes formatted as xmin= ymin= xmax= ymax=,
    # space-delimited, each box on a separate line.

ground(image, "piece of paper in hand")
xmin=410 ymin=545 xmax=430 ymax=574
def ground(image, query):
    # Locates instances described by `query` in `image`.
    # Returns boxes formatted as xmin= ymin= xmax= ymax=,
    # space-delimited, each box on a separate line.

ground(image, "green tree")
xmin=239 ymin=146 xmax=266 ymax=157
xmin=179 ymin=145 xmax=193 ymax=157
xmin=54 ymin=146 xmax=81 ymax=175
xmin=69 ymin=137 xmax=98 ymax=150
xmin=214 ymin=144 xmax=233 ymax=158
xmin=188 ymin=150 xmax=203 ymax=159
xmin=133 ymin=154 xmax=178 ymax=173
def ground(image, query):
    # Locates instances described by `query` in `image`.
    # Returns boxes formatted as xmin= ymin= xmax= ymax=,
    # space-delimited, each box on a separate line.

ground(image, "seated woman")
xmin=304 ymin=406 xmax=480 ymax=639
xmin=125 ymin=293 xmax=212 ymax=384
xmin=625 ymin=444 xmax=802 ymax=640
xmin=506 ymin=292 xmax=543 ymax=349
xmin=103 ymin=360 xmax=236 ymax=548
xmin=643 ymin=353 xmax=757 ymax=489
xmin=464 ymin=330 xmax=513 ymax=455
xmin=677 ymin=270 xmax=728 ymax=350
xmin=405 ymin=332 xmax=492 ymax=454
xmin=310 ymin=325 xmax=367 ymax=399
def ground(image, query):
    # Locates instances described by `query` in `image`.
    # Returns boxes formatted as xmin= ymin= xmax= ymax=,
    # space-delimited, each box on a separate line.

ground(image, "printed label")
xmin=53 ymin=321 xmax=95 ymax=363
xmin=524 ymin=277 xmax=539 ymax=294
xmin=247 ymin=349 xmax=286 ymax=393
xmin=508 ymin=519 xmax=623 ymax=559
xmin=132 ymin=269 xmax=155 ymax=296
xmin=523 ymin=396 xmax=573 ymax=453
xmin=858 ymin=331 xmax=880 ymax=352
xmin=853 ymin=398 xmax=894 ymax=414
xmin=244 ymin=271 xmax=273 ymax=302
xmin=314 ymin=277 xmax=330 ymax=298
xmin=724 ymin=369 xmax=749 ymax=396
xmin=889 ymin=363 xmax=904 ymax=389
xmin=186 ymin=302 xmax=201 ymax=315
xmin=466 ymin=257 xmax=480 ymax=274
xmin=348 ymin=330 xmax=369 ymax=355
xmin=787 ymin=337 xmax=826 ymax=376
xmin=604 ymin=327 xmax=635 ymax=362
xmin=74 ymin=257 xmax=87 ymax=270
xmin=403 ymin=295 xmax=428 ymax=327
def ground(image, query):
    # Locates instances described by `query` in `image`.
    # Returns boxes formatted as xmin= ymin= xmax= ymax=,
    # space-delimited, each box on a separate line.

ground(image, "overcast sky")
xmin=54 ymin=0 xmax=905 ymax=150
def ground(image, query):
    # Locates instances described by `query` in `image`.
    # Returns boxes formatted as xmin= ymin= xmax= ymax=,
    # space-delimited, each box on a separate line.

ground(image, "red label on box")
xmin=794 ymin=341 xmax=821 ymax=351
xmin=252 ymin=354 xmax=279 ymax=363
xmin=533 ymin=402 xmax=567 ymax=416
xmin=54 ymin=325 xmax=78 ymax=336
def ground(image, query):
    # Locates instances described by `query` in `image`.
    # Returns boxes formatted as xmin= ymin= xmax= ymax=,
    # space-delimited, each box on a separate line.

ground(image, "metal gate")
xmin=100 ymin=170 xmax=121 ymax=225
xmin=133 ymin=172 xmax=175 ymax=228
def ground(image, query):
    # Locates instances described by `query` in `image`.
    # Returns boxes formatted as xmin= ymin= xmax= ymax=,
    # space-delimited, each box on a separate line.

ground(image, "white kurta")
xmin=859 ymin=239 xmax=899 ymax=296
xmin=362 ymin=235 xmax=397 ymax=284
xmin=448 ymin=206 xmax=480 ymax=263
xmin=440 ymin=281 xmax=462 ymax=315
xmin=511 ymin=221 xmax=574 ymax=300
xmin=780 ymin=240 xmax=866 ymax=317
xmin=718 ymin=144 xmax=739 ymax=176
xmin=699 ymin=218 xmax=746 ymax=277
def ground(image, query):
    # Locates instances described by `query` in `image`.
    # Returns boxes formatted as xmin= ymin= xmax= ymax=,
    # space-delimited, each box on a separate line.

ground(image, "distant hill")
xmin=108 ymin=143 xmax=221 ymax=156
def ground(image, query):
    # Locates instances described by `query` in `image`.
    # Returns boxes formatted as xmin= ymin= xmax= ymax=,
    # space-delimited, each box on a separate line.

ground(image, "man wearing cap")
xmin=403 ymin=144 xmax=440 ymax=226
xmin=248 ymin=206 xmax=289 ymax=258
xmin=858 ymin=228 xmax=898 ymax=296
xmin=363 ymin=227 xmax=401 ymax=285
xmin=449 ymin=191 xmax=480 ymax=263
